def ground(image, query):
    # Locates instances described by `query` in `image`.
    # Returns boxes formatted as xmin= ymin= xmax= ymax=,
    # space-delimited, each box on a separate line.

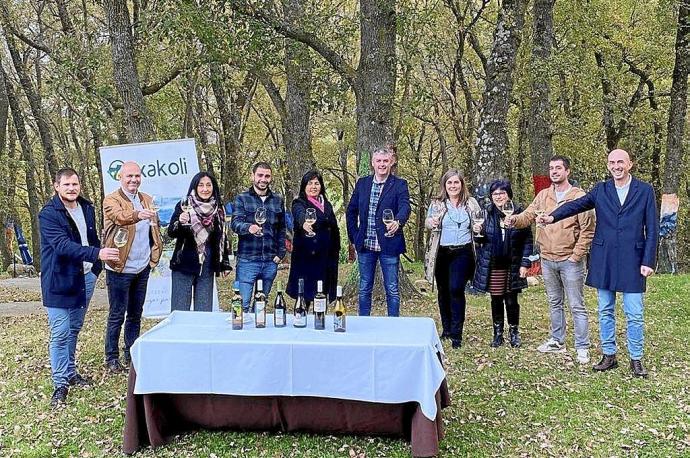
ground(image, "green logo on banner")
xmin=107 ymin=158 xmax=189 ymax=180
xmin=108 ymin=160 xmax=124 ymax=180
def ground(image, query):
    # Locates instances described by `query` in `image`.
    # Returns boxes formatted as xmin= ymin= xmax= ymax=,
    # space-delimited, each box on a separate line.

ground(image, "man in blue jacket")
xmin=539 ymin=149 xmax=659 ymax=377
xmin=39 ymin=168 xmax=119 ymax=407
xmin=346 ymin=147 xmax=411 ymax=316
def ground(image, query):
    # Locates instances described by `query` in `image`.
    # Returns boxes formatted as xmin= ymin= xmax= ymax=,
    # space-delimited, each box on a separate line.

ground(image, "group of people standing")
xmin=423 ymin=149 xmax=658 ymax=381
xmin=38 ymin=145 xmax=658 ymax=409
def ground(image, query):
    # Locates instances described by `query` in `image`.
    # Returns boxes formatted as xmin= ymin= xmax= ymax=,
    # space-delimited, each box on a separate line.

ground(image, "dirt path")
xmin=0 ymin=277 xmax=110 ymax=317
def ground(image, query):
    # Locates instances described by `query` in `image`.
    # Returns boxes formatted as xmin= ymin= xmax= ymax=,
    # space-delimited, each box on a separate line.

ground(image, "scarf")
xmin=189 ymin=192 xmax=225 ymax=264
xmin=307 ymin=195 xmax=325 ymax=213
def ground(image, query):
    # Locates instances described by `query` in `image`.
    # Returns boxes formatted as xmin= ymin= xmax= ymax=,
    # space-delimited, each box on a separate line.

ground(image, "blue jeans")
xmin=597 ymin=289 xmax=644 ymax=360
xmin=542 ymin=259 xmax=590 ymax=349
xmin=171 ymin=256 xmax=215 ymax=312
xmin=46 ymin=272 xmax=96 ymax=388
xmin=236 ymin=257 xmax=278 ymax=311
xmin=357 ymin=250 xmax=400 ymax=317
xmin=105 ymin=266 xmax=150 ymax=362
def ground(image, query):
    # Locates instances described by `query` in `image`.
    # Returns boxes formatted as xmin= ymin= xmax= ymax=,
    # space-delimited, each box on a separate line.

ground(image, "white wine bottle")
xmin=293 ymin=278 xmax=307 ymax=328
xmin=333 ymin=285 xmax=346 ymax=332
xmin=254 ymin=279 xmax=266 ymax=328
xmin=231 ymin=281 xmax=243 ymax=330
xmin=274 ymin=281 xmax=286 ymax=328
xmin=313 ymin=280 xmax=327 ymax=330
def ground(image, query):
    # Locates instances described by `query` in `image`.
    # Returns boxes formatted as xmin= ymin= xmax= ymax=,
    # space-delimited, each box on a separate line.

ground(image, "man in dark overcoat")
xmin=540 ymin=149 xmax=659 ymax=377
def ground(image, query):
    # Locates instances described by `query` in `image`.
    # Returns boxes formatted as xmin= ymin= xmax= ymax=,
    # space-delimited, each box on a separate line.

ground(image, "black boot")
xmin=451 ymin=323 xmax=464 ymax=349
xmin=490 ymin=322 xmax=504 ymax=347
xmin=509 ymin=325 xmax=521 ymax=348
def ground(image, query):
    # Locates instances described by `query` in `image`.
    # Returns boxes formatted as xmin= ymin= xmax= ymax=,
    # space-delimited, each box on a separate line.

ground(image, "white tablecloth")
xmin=131 ymin=311 xmax=446 ymax=420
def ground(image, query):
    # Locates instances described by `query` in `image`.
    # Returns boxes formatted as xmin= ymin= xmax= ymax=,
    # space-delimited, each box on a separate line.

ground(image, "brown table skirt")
xmin=124 ymin=368 xmax=450 ymax=457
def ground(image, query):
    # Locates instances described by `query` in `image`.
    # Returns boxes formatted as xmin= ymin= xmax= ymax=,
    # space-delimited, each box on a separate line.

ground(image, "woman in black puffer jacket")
xmin=472 ymin=179 xmax=533 ymax=348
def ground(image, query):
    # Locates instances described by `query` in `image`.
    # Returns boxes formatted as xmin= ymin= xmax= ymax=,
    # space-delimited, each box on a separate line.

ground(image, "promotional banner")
xmin=100 ymin=138 xmax=218 ymax=316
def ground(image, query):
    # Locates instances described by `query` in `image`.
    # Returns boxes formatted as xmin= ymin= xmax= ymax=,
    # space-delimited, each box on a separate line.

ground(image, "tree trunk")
xmin=1 ymin=20 xmax=59 ymax=181
xmin=2 ymin=64 xmax=41 ymax=271
xmin=473 ymin=0 xmax=527 ymax=197
xmin=659 ymin=0 xmax=690 ymax=274
xmin=282 ymin=0 xmax=316 ymax=205
xmin=102 ymin=0 xmax=155 ymax=143
xmin=353 ymin=0 xmax=397 ymax=174
xmin=211 ymin=67 xmax=254 ymax=202
xmin=529 ymin=0 xmax=555 ymax=196
xmin=0 ymin=65 xmax=13 ymax=267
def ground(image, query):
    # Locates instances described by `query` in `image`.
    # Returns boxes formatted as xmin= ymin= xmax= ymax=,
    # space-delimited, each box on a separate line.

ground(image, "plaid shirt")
xmin=230 ymin=187 xmax=287 ymax=261
xmin=363 ymin=180 xmax=386 ymax=251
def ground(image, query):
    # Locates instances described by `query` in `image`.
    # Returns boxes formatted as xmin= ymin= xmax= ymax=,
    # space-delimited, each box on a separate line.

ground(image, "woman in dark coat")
xmin=472 ymin=179 xmax=533 ymax=348
xmin=167 ymin=172 xmax=231 ymax=311
xmin=287 ymin=170 xmax=341 ymax=306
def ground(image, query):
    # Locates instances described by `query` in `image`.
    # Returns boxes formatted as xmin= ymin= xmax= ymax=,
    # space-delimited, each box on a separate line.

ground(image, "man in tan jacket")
xmin=102 ymin=161 xmax=163 ymax=372
xmin=509 ymin=155 xmax=595 ymax=364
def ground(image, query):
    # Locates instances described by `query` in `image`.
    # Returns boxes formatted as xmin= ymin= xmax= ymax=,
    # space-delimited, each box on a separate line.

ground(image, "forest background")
xmin=0 ymin=0 xmax=688 ymax=274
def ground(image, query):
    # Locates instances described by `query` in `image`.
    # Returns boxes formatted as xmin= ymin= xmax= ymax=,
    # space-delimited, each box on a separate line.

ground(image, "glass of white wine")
xmin=501 ymin=200 xmax=515 ymax=228
xmin=534 ymin=206 xmax=546 ymax=227
xmin=382 ymin=209 xmax=395 ymax=237
xmin=254 ymin=206 xmax=267 ymax=237
xmin=304 ymin=208 xmax=317 ymax=237
xmin=180 ymin=196 xmax=192 ymax=226
xmin=149 ymin=195 xmax=160 ymax=227
xmin=471 ymin=209 xmax=486 ymax=235
xmin=430 ymin=202 xmax=443 ymax=232
xmin=113 ymin=227 xmax=128 ymax=248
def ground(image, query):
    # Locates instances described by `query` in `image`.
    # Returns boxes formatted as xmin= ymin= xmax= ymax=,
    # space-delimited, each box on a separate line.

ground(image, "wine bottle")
xmin=293 ymin=278 xmax=307 ymax=328
xmin=274 ymin=281 xmax=286 ymax=327
xmin=333 ymin=285 xmax=346 ymax=332
xmin=313 ymin=280 xmax=327 ymax=330
xmin=254 ymin=279 xmax=266 ymax=328
xmin=231 ymin=281 xmax=243 ymax=330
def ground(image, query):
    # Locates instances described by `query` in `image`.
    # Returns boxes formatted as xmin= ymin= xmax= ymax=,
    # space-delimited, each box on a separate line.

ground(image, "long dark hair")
xmin=298 ymin=170 xmax=327 ymax=201
xmin=187 ymin=171 xmax=222 ymax=202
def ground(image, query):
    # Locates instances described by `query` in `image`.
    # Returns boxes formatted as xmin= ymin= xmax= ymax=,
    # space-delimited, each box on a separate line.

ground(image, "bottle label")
xmin=294 ymin=312 xmax=306 ymax=326
xmin=232 ymin=300 xmax=242 ymax=317
xmin=255 ymin=301 xmax=265 ymax=313
xmin=275 ymin=309 xmax=285 ymax=323
xmin=334 ymin=314 xmax=346 ymax=331
xmin=314 ymin=298 xmax=326 ymax=313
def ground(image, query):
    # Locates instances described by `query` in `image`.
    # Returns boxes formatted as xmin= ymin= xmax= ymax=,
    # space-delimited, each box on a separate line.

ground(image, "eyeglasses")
xmin=491 ymin=191 xmax=507 ymax=196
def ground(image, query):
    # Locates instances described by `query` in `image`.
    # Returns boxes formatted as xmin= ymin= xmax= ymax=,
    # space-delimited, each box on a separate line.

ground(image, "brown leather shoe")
xmin=630 ymin=359 xmax=648 ymax=378
xmin=592 ymin=354 xmax=618 ymax=372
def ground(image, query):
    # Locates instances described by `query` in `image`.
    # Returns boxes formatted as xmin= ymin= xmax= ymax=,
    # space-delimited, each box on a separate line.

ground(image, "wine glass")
xmin=304 ymin=208 xmax=317 ymax=237
xmin=180 ymin=196 xmax=192 ymax=226
xmin=382 ymin=209 xmax=395 ymax=237
xmin=534 ymin=205 xmax=546 ymax=228
xmin=471 ymin=209 xmax=486 ymax=235
xmin=149 ymin=195 xmax=160 ymax=227
xmin=113 ymin=227 xmax=128 ymax=248
xmin=501 ymin=200 xmax=515 ymax=228
xmin=430 ymin=202 xmax=443 ymax=232
xmin=254 ymin=206 xmax=267 ymax=237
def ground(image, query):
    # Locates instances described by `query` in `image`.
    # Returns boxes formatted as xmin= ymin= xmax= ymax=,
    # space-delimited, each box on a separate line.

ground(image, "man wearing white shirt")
xmin=102 ymin=161 xmax=163 ymax=373
xmin=39 ymin=168 xmax=120 ymax=407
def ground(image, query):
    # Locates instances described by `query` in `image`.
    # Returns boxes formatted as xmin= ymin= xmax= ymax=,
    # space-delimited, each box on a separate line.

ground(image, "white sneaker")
xmin=537 ymin=338 xmax=566 ymax=353
xmin=576 ymin=348 xmax=590 ymax=364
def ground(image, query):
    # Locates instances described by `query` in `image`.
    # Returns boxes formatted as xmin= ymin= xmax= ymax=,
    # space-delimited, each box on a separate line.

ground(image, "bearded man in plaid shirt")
xmin=231 ymin=162 xmax=287 ymax=312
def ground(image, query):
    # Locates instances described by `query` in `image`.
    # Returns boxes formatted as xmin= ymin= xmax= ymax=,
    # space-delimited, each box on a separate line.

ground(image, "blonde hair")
xmin=434 ymin=169 xmax=470 ymax=204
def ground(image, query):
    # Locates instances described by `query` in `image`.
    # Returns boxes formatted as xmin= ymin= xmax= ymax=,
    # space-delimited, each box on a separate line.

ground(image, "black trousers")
xmin=435 ymin=245 xmax=474 ymax=338
xmin=490 ymin=291 xmax=520 ymax=326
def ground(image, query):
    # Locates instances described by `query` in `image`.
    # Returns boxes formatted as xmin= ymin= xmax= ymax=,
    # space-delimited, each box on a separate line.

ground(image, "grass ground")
xmin=0 ymin=266 xmax=688 ymax=457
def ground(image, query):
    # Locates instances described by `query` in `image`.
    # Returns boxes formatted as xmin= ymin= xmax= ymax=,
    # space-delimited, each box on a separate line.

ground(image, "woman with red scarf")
xmin=168 ymin=172 xmax=232 ymax=311
xmin=287 ymin=171 xmax=341 ymax=307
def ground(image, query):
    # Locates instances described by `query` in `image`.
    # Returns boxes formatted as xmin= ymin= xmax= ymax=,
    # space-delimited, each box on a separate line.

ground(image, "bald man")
xmin=539 ymin=149 xmax=659 ymax=377
xmin=102 ymin=161 xmax=163 ymax=373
